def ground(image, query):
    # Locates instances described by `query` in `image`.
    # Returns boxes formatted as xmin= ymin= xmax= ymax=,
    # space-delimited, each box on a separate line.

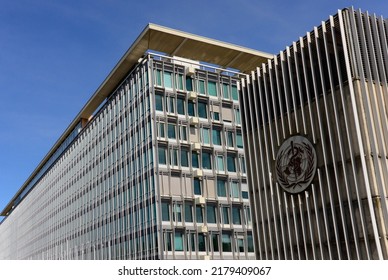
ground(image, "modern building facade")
xmin=240 ymin=8 xmax=388 ymax=259
xmin=0 ymin=24 xmax=272 ymax=260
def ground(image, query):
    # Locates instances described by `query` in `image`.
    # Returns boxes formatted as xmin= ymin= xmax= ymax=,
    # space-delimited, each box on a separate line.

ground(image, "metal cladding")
xmin=240 ymin=8 xmax=388 ymax=259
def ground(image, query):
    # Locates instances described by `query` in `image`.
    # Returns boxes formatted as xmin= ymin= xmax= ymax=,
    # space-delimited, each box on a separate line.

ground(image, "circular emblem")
xmin=275 ymin=135 xmax=317 ymax=194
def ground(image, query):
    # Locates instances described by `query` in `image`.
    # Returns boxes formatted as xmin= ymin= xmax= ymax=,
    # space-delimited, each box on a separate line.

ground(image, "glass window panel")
xmin=202 ymin=128 xmax=210 ymax=144
xmin=231 ymin=182 xmax=239 ymax=198
xmin=207 ymin=204 xmax=216 ymax=223
xmin=222 ymin=234 xmax=232 ymax=252
xmin=202 ymin=152 xmax=212 ymax=169
xmin=181 ymin=150 xmax=189 ymax=167
xmin=217 ymin=155 xmax=224 ymax=172
xmin=184 ymin=203 xmax=193 ymax=222
xmin=247 ymin=233 xmax=254 ymax=252
xmin=227 ymin=131 xmax=234 ymax=147
xmin=208 ymin=81 xmax=217 ymax=96
xmin=186 ymin=77 xmax=193 ymax=91
xmin=164 ymin=71 xmax=173 ymax=88
xmin=222 ymin=83 xmax=230 ymax=99
xmin=242 ymin=191 xmax=249 ymax=199
xmin=236 ymin=132 xmax=243 ymax=148
xmin=169 ymin=96 xmax=175 ymax=113
xmin=155 ymin=94 xmax=163 ymax=111
xmin=168 ymin=124 xmax=176 ymax=139
xmin=213 ymin=111 xmax=220 ymax=121
xmin=174 ymin=204 xmax=182 ymax=222
xmin=217 ymin=180 xmax=226 ymax=197
xmin=162 ymin=202 xmax=170 ymax=221
xmin=165 ymin=232 xmax=172 ymax=251
xmin=213 ymin=234 xmax=219 ymax=252
xmin=238 ymin=239 xmax=244 ymax=252
xmin=192 ymin=153 xmax=199 ymax=168
xmin=232 ymin=207 xmax=241 ymax=224
xmin=196 ymin=205 xmax=203 ymax=223
xmin=175 ymin=232 xmax=183 ymax=251
xmin=158 ymin=147 xmax=166 ymax=164
xmin=155 ymin=70 xmax=162 ymax=86
xmin=227 ymin=155 xmax=236 ymax=172
xmin=198 ymin=80 xmax=205 ymax=94
xmin=198 ymin=233 xmax=206 ymax=251
xmin=177 ymin=74 xmax=184 ymax=90
xmin=198 ymin=102 xmax=207 ymax=118
xmin=179 ymin=125 xmax=187 ymax=141
xmin=158 ymin=123 xmax=165 ymax=138
xmin=232 ymin=85 xmax=238 ymax=101
xmin=177 ymin=98 xmax=185 ymax=115
xmin=194 ymin=178 xmax=201 ymax=195
xmin=188 ymin=101 xmax=195 ymax=116
xmin=212 ymin=129 xmax=221 ymax=145
xmin=222 ymin=207 xmax=229 ymax=224
xmin=234 ymin=109 xmax=241 ymax=124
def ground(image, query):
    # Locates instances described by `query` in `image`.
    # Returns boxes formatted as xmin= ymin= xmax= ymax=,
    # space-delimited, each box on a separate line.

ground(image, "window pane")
xmin=194 ymin=178 xmax=201 ymax=195
xmin=247 ymin=233 xmax=254 ymax=252
xmin=198 ymin=233 xmax=206 ymax=251
xmin=227 ymin=155 xmax=236 ymax=172
xmin=174 ymin=204 xmax=182 ymax=222
xmin=158 ymin=123 xmax=165 ymax=138
xmin=188 ymin=101 xmax=195 ymax=116
xmin=177 ymin=98 xmax=185 ymax=115
xmin=231 ymin=182 xmax=239 ymax=198
xmin=181 ymin=150 xmax=189 ymax=167
xmin=158 ymin=147 xmax=166 ymax=164
xmin=196 ymin=206 xmax=203 ymax=223
xmin=234 ymin=109 xmax=241 ymax=124
xmin=169 ymin=97 xmax=175 ymax=113
xmin=232 ymin=207 xmax=241 ymax=224
xmin=202 ymin=128 xmax=210 ymax=144
xmin=213 ymin=111 xmax=220 ymax=121
xmin=177 ymin=74 xmax=184 ymax=90
xmin=185 ymin=203 xmax=193 ymax=222
xmin=155 ymin=70 xmax=162 ymax=86
xmin=212 ymin=129 xmax=221 ymax=145
xmin=232 ymin=85 xmax=238 ymax=100
xmin=222 ymin=207 xmax=229 ymax=224
xmin=217 ymin=155 xmax=224 ymax=172
xmin=186 ymin=77 xmax=193 ymax=91
xmin=162 ymin=202 xmax=169 ymax=221
xmin=198 ymin=102 xmax=207 ymax=118
xmin=175 ymin=232 xmax=183 ymax=251
xmin=192 ymin=153 xmax=199 ymax=168
xmin=208 ymin=81 xmax=217 ymax=96
xmin=179 ymin=126 xmax=187 ymax=141
xmin=238 ymin=239 xmax=244 ymax=252
xmin=236 ymin=133 xmax=243 ymax=148
xmin=207 ymin=204 xmax=216 ymax=223
xmin=242 ymin=191 xmax=249 ymax=199
xmin=164 ymin=71 xmax=173 ymax=88
xmin=198 ymin=80 xmax=205 ymax=94
xmin=155 ymin=94 xmax=163 ymax=111
xmin=222 ymin=83 xmax=230 ymax=99
xmin=213 ymin=234 xmax=219 ymax=252
xmin=202 ymin=152 xmax=212 ymax=169
xmin=227 ymin=131 xmax=234 ymax=147
xmin=222 ymin=234 xmax=232 ymax=252
xmin=168 ymin=124 xmax=176 ymax=139
xmin=217 ymin=180 xmax=226 ymax=197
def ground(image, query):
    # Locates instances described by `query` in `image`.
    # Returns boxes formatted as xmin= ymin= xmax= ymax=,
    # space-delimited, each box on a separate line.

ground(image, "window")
xmin=155 ymin=94 xmax=163 ymax=111
xmin=236 ymin=132 xmax=243 ymax=148
xmin=247 ymin=233 xmax=254 ymax=252
xmin=222 ymin=83 xmax=230 ymax=99
xmin=164 ymin=71 xmax=173 ymax=88
xmin=217 ymin=180 xmax=227 ymax=197
xmin=212 ymin=111 xmax=220 ymax=121
xmin=196 ymin=205 xmax=203 ymax=223
xmin=217 ymin=155 xmax=225 ymax=172
xmin=222 ymin=234 xmax=232 ymax=252
xmin=192 ymin=153 xmax=199 ymax=168
xmin=232 ymin=207 xmax=241 ymax=225
xmin=234 ymin=109 xmax=241 ymax=124
xmin=240 ymin=156 xmax=246 ymax=173
xmin=165 ymin=232 xmax=172 ymax=251
xmin=212 ymin=234 xmax=219 ymax=252
xmin=237 ymin=239 xmax=244 ymax=252
xmin=155 ymin=69 xmax=162 ymax=86
xmin=242 ymin=191 xmax=249 ymax=199
xmin=198 ymin=80 xmax=205 ymax=94
xmin=212 ymin=129 xmax=222 ymax=145
xmin=188 ymin=101 xmax=195 ymax=116
xmin=202 ymin=152 xmax=212 ymax=169
xmin=227 ymin=155 xmax=236 ymax=172
xmin=222 ymin=207 xmax=230 ymax=225
xmin=208 ymin=81 xmax=217 ymax=97
xmin=176 ymin=74 xmax=184 ymax=90
xmin=186 ymin=77 xmax=193 ymax=91
xmin=198 ymin=101 xmax=207 ymax=118
xmin=179 ymin=125 xmax=187 ymax=141
xmin=198 ymin=233 xmax=206 ymax=251
xmin=177 ymin=97 xmax=185 ymax=115
xmin=158 ymin=147 xmax=166 ymax=164
xmin=168 ymin=124 xmax=176 ymax=139
xmin=168 ymin=96 xmax=175 ymax=114
xmin=175 ymin=232 xmax=183 ymax=251
xmin=158 ymin=123 xmax=165 ymax=138
xmin=174 ymin=204 xmax=182 ymax=222
xmin=207 ymin=204 xmax=217 ymax=223
xmin=181 ymin=150 xmax=189 ymax=167
xmin=232 ymin=84 xmax=238 ymax=101
xmin=162 ymin=202 xmax=170 ymax=221
xmin=231 ymin=182 xmax=239 ymax=198
xmin=202 ymin=127 xmax=210 ymax=144
xmin=194 ymin=178 xmax=202 ymax=195
xmin=185 ymin=203 xmax=193 ymax=222
xmin=227 ymin=131 xmax=235 ymax=147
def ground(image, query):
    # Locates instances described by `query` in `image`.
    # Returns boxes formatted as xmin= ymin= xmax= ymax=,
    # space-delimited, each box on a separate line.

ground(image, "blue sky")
xmin=0 ymin=0 xmax=387 ymax=217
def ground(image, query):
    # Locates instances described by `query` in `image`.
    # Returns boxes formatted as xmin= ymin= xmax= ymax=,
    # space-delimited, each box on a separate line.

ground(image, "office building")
xmin=240 ymin=8 xmax=388 ymax=259
xmin=0 ymin=24 xmax=272 ymax=259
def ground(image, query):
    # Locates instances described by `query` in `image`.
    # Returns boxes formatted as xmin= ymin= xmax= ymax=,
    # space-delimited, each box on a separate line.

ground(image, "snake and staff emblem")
xmin=275 ymin=136 xmax=317 ymax=194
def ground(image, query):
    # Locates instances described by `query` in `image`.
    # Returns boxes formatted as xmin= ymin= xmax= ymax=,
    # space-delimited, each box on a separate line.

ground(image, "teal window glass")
xmin=202 ymin=152 xmax=212 ymax=169
xmin=175 ymin=232 xmax=183 ymax=251
xmin=168 ymin=124 xmax=176 ymax=139
xmin=194 ymin=178 xmax=201 ymax=195
xmin=198 ymin=233 xmax=206 ymax=251
xmin=217 ymin=155 xmax=224 ymax=172
xmin=181 ymin=150 xmax=189 ymax=167
xmin=188 ymin=101 xmax=195 ymax=116
xmin=231 ymin=182 xmax=239 ymax=198
xmin=177 ymin=97 xmax=185 ymax=115
xmin=179 ymin=126 xmax=187 ymax=141
xmin=186 ymin=77 xmax=193 ymax=91
xmin=212 ymin=129 xmax=221 ymax=145
xmin=162 ymin=202 xmax=169 ymax=221
xmin=192 ymin=153 xmax=199 ymax=168
xmin=222 ymin=234 xmax=232 ymax=252
xmin=242 ymin=191 xmax=249 ymax=199
xmin=227 ymin=155 xmax=236 ymax=172
xmin=155 ymin=94 xmax=163 ymax=111
xmin=196 ymin=205 xmax=203 ymax=223
xmin=164 ymin=71 xmax=173 ymax=88
xmin=198 ymin=80 xmax=205 ymax=94
xmin=234 ymin=109 xmax=241 ymax=124
xmin=213 ymin=111 xmax=220 ymax=121
xmin=174 ymin=204 xmax=182 ymax=222
xmin=177 ymin=74 xmax=184 ymax=90
xmin=185 ymin=203 xmax=193 ymax=222
xmin=202 ymin=128 xmax=210 ymax=144
xmin=222 ymin=83 xmax=230 ymax=99
xmin=213 ymin=234 xmax=219 ymax=251
xmin=238 ymin=239 xmax=244 ymax=252
xmin=222 ymin=207 xmax=229 ymax=224
xmin=232 ymin=206 xmax=241 ymax=224
xmin=217 ymin=180 xmax=226 ymax=197
xmin=155 ymin=70 xmax=162 ymax=86
xmin=208 ymin=81 xmax=217 ymax=96
xmin=207 ymin=204 xmax=216 ymax=223
xmin=165 ymin=232 xmax=172 ymax=251
xmin=169 ymin=96 xmax=175 ymax=113
xmin=198 ymin=102 xmax=207 ymax=118
xmin=158 ymin=147 xmax=166 ymax=164
xmin=247 ymin=233 xmax=254 ymax=252
xmin=158 ymin=123 xmax=165 ymax=138
xmin=232 ymin=84 xmax=238 ymax=100
xmin=236 ymin=132 xmax=243 ymax=148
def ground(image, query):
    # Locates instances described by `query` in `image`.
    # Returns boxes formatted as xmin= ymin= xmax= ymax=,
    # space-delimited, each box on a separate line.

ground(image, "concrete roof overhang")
xmin=1 ymin=23 xmax=273 ymax=216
